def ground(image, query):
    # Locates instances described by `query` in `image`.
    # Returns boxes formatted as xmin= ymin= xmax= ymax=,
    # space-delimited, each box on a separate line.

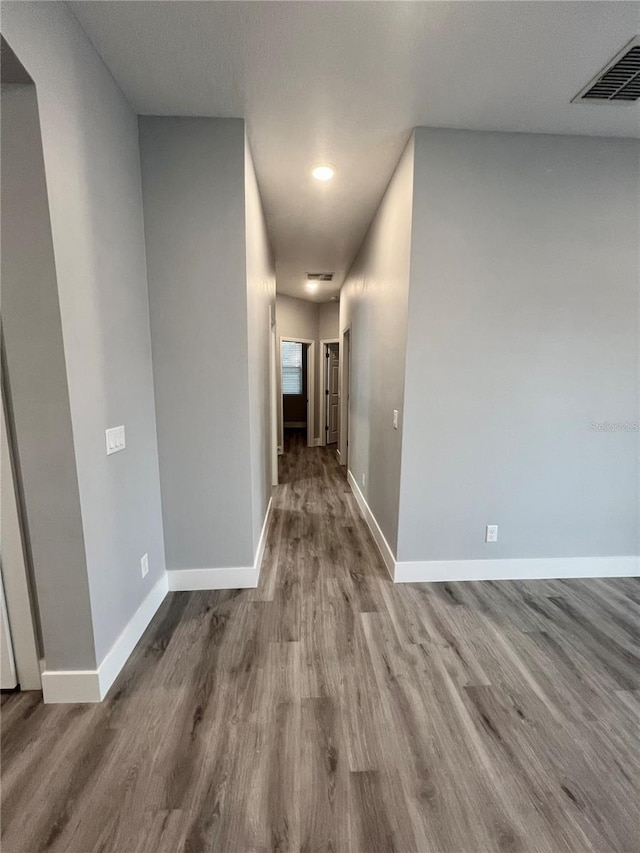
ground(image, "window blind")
xmin=282 ymin=341 xmax=303 ymax=395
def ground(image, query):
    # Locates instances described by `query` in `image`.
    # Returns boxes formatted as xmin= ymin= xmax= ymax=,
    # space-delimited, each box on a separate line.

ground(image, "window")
xmin=281 ymin=341 xmax=303 ymax=395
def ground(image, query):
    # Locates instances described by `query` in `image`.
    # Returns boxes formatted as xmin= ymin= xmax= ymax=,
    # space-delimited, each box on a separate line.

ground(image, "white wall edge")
xmin=394 ymin=555 xmax=640 ymax=583
xmin=42 ymin=572 xmax=169 ymax=704
xmin=347 ymin=469 xmax=395 ymax=580
xmin=167 ymin=497 xmax=273 ymax=591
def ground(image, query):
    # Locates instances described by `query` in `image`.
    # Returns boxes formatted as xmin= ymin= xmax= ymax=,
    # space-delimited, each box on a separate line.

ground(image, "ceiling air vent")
xmin=573 ymin=36 xmax=640 ymax=103
xmin=306 ymin=273 xmax=333 ymax=282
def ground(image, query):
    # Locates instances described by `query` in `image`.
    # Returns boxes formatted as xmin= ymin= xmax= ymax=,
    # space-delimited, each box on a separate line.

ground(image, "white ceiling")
xmin=69 ymin=1 xmax=640 ymax=303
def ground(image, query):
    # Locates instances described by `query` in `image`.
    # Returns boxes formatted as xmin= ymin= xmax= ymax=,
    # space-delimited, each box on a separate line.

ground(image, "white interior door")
xmin=0 ymin=572 xmax=18 ymax=690
xmin=0 ymin=395 xmax=41 ymax=690
xmin=326 ymin=344 xmax=339 ymax=445
xmin=340 ymin=328 xmax=351 ymax=467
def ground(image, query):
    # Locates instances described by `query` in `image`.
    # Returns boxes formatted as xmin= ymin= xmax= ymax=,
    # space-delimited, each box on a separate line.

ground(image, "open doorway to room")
xmin=280 ymin=338 xmax=315 ymax=450
xmin=0 ymin=35 xmax=57 ymax=693
xmin=321 ymin=339 xmax=339 ymax=447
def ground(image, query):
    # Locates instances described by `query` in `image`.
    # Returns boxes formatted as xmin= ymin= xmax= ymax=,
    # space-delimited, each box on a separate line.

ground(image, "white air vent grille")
xmin=573 ymin=36 xmax=640 ymax=103
xmin=306 ymin=272 xmax=333 ymax=282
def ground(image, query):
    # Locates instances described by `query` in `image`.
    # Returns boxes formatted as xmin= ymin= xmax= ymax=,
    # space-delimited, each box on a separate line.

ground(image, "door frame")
xmin=269 ymin=305 xmax=278 ymax=486
xmin=320 ymin=338 xmax=339 ymax=447
xmin=338 ymin=326 xmax=351 ymax=467
xmin=279 ymin=337 xmax=315 ymax=449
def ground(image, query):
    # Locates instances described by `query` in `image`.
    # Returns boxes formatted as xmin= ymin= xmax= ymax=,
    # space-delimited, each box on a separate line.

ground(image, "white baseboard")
xmin=41 ymin=572 xmax=169 ymax=704
xmin=253 ymin=496 xmax=273 ymax=583
xmin=345 ymin=471 xmax=639 ymax=587
xmin=311 ymin=438 xmax=321 ymax=447
xmin=168 ymin=566 xmax=258 ymax=591
xmin=347 ymin=470 xmax=395 ymax=580
xmin=167 ymin=497 xmax=273 ymax=591
xmin=41 ymin=669 xmax=102 ymax=704
xmin=394 ymin=555 xmax=640 ymax=583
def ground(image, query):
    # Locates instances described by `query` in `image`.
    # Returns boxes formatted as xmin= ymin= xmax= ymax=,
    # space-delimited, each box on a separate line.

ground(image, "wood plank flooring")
xmin=2 ymin=429 xmax=639 ymax=852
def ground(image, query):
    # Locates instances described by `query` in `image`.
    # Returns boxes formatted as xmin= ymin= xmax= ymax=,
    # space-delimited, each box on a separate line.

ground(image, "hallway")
xmin=2 ymin=436 xmax=639 ymax=852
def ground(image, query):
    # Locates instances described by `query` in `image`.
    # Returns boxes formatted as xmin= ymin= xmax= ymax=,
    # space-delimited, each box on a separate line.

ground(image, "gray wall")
xmin=1 ymin=83 xmax=94 ymax=670
xmin=139 ymin=117 xmax=255 ymax=570
xmin=319 ymin=302 xmax=340 ymax=340
xmin=398 ymin=128 xmax=640 ymax=562
xmin=244 ymin=133 xmax=276 ymax=551
xmin=339 ymin=135 xmax=415 ymax=555
xmin=2 ymin=4 xmax=166 ymax=666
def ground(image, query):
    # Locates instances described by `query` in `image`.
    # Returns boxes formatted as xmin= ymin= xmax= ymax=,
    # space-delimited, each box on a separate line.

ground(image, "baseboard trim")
xmin=167 ymin=497 xmax=273 ymax=591
xmin=347 ymin=470 xmax=395 ymax=580
xmin=394 ymin=555 xmax=640 ymax=584
xmin=345 ymin=472 xmax=639 ymax=586
xmin=41 ymin=669 xmax=102 ymax=704
xmin=253 ymin=496 xmax=273 ymax=585
xmin=168 ymin=566 xmax=258 ymax=591
xmin=41 ymin=572 xmax=169 ymax=704
xmin=311 ymin=438 xmax=321 ymax=447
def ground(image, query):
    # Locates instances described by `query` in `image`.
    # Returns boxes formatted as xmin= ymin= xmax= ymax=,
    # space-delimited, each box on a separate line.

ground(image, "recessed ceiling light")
xmin=311 ymin=164 xmax=335 ymax=182
xmin=305 ymin=281 xmax=318 ymax=292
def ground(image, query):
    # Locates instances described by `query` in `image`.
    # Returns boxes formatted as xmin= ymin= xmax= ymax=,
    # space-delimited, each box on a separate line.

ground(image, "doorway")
xmin=280 ymin=338 xmax=315 ymax=449
xmin=0 ymin=37 xmax=52 ymax=692
xmin=321 ymin=340 xmax=340 ymax=446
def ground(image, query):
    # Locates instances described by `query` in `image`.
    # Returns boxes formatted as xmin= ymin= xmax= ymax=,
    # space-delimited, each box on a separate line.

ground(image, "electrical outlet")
xmin=362 ymin=472 xmax=366 ymax=488
xmin=393 ymin=409 xmax=398 ymax=430
xmin=485 ymin=525 xmax=498 ymax=543
xmin=141 ymin=553 xmax=149 ymax=578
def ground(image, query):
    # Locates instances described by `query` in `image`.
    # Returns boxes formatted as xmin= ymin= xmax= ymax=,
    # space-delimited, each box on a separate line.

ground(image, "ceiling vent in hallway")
xmin=306 ymin=273 xmax=334 ymax=282
xmin=573 ymin=36 xmax=640 ymax=103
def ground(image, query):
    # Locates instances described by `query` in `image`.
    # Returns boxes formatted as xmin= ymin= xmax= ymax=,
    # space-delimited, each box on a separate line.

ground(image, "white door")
xmin=0 ymin=395 xmax=41 ymax=690
xmin=341 ymin=329 xmax=351 ymax=467
xmin=326 ymin=344 xmax=339 ymax=445
xmin=0 ymin=572 xmax=18 ymax=690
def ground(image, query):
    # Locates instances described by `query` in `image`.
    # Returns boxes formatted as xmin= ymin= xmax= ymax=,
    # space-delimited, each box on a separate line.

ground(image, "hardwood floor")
xmin=2 ymin=430 xmax=639 ymax=852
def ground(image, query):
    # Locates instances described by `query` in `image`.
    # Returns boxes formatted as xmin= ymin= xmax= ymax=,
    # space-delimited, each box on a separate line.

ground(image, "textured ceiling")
xmin=69 ymin=1 xmax=640 ymax=302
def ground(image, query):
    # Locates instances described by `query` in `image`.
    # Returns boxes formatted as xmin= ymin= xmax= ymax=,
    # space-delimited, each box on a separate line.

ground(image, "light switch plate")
xmin=106 ymin=425 xmax=126 ymax=455
xmin=141 ymin=553 xmax=149 ymax=578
